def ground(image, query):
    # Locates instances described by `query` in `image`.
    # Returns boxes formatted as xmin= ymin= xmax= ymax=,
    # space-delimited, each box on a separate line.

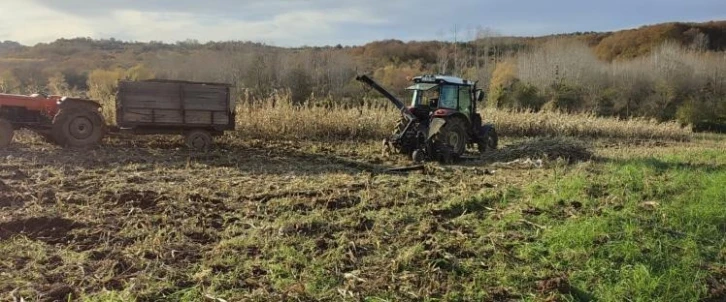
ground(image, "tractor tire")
xmin=52 ymin=106 xmax=105 ymax=148
xmin=478 ymin=127 xmax=498 ymax=154
xmin=185 ymin=130 xmax=213 ymax=150
xmin=392 ymin=120 xmax=415 ymax=155
xmin=433 ymin=118 xmax=468 ymax=159
xmin=412 ymin=149 xmax=426 ymax=163
xmin=0 ymin=119 xmax=14 ymax=148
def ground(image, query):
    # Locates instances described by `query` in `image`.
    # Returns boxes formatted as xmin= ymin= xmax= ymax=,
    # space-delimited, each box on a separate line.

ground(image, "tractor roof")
xmin=406 ymin=83 xmax=438 ymax=91
xmin=412 ymin=75 xmax=472 ymax=85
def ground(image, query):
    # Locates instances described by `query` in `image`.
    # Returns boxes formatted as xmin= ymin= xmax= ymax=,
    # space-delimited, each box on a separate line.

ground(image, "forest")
xmin=0 ymin=21 xmax=725 ymax=129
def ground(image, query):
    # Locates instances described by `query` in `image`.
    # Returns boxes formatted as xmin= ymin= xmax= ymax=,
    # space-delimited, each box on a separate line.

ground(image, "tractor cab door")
xmin=437 ymin=84 xmax=473 ymax=122
xmin=457 ymin=86 xmax=472 ymax=121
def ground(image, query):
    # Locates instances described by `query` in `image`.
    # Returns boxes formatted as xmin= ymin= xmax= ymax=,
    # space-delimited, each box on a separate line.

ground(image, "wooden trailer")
xmin=116 ymin=79 xmax=235 ymax=149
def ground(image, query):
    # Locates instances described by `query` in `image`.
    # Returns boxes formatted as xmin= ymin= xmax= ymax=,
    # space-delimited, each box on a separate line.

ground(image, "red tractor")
xmin=0 ymin=93 xmax=105 ymax=148
xmin=356 ymin=74 xmax=498 ymax=162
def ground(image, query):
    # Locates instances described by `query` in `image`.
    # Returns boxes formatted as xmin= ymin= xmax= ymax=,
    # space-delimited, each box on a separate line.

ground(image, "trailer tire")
xmin=185 ymin=130 xmax=213 ymax=150
xmin=0 ymin=119 xmax=14 ymax=148
xmin=52 ymin=106 xmax=105 ymax=148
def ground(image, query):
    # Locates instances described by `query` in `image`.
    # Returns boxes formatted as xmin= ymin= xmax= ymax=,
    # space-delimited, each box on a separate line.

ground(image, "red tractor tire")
xmin=52 ymin=106 xmax=105 ymax=148
xmin=0 ymin=119 xmax=14 ymax=148
xmin=433 ymin=117 xmax=468 ymax=158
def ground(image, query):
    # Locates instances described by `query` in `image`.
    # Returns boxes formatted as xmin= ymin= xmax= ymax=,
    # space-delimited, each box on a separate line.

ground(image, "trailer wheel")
xmin=52 ymin=106 xmax=105 ymax=148
xmin=0 ymin=119 xmax=14 ymax=148
xmin=185 ymin=130 xmax=213 ymax=150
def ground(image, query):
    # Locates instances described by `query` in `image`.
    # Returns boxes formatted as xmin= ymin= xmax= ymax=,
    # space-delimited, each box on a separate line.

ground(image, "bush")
xmin=487 ymin=60 xmax=518 ymax=108
xmin=512 ymin=82 xmax=545 ymax=110
xmin=676 ymin=93 xmax=726 ymax=128
xmin=283 ymin=67 xmax=312 ymax=105
xmin=542 ymin=82 xmax=585 ymax=113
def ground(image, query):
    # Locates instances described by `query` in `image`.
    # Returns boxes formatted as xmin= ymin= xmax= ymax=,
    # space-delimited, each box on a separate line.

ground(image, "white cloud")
xmin=0 ymin=0 xmax=95 ymax=44
xmin=106 ymin=8 xmax=386 ymax=45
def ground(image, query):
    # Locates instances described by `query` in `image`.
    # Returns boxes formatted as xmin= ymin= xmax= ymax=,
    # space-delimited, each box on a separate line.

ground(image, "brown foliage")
xmin=594 ymin=21 xmax=726 ymax=61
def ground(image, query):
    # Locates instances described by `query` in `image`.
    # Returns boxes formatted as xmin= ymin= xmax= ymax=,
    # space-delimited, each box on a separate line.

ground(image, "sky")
xmin=0 ymin=0 xmax=723 ymax=46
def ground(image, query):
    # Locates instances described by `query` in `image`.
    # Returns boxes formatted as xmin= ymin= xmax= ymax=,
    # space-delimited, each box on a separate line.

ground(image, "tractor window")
xmin=458 ymin=86 xmax=471 ymax=116
xmin=411 ymin=90 xmax=421 ymax=107
xmin=411 ymin=89 xmax=437 ymax=107
xmin=439 ymin=85 xmax=458 ymax=109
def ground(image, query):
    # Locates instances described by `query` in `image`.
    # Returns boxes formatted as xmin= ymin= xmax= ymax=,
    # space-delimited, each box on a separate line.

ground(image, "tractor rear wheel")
xmin=52 ymin=106 xmax=105 ymax=148
xmin=185 ymin=130 xmax=213 ymax=150
xmin=433 ymin=118 xmax=468 ymax=159
xmin=0 ymin=119 xmax=14 ymax=148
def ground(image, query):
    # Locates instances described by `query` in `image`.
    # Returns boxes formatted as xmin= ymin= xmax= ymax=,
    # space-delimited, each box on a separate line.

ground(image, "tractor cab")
xmin=406 ymin=75 xmax=484 ymax=124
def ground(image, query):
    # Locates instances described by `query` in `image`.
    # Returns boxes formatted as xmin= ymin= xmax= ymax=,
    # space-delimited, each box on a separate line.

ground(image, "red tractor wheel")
xmin=0 ymin=119 xmax=14 ymax=148
xmin=52 ymin=106 xmax=105 ymax=148
xmin=433 ymin=118 xmax=468 ymax=159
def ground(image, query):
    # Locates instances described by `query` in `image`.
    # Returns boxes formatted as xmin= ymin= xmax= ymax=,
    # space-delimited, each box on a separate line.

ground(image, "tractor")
xmin=356 ymin=74 xmax=497 ymax=162
xmin=0 ymin=93 xmax=105 ymax=148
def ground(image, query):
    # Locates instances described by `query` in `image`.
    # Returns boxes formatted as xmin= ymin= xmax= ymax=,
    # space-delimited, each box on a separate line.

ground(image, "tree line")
xmin=0 ymin=21 xmax=724 ymax=129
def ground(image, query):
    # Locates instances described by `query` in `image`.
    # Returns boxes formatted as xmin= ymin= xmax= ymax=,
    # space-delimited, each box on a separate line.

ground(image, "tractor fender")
xmin=427 ymin=114 xmax=470 ymax=140
xmin=432 ymin=109 xmax=469 ymax=122
xmin=58 ymin=98 xmax=102 ymax=111
xmin=427 ymin=118 xmax=447 ymax=140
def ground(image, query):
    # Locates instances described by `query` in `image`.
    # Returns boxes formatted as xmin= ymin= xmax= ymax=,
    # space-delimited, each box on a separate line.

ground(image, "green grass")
xmin=0 ymin=136 xmax=724 ymax=301
xmin=526 ymin=153 xmax=726 ymax=301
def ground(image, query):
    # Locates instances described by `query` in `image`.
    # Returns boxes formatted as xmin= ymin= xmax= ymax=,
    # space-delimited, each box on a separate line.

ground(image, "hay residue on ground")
xmin=481 ymin=137 xmax=593 ymax=164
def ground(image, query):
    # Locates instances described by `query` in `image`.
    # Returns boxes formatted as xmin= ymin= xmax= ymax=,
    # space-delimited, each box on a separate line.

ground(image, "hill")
xmin=0 ymin=20 xmax=724 ymax=128
xmin=591 ymin=21 xmax=726 ymax=61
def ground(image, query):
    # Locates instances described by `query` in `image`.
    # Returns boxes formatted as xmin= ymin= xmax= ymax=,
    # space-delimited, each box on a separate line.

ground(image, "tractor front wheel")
xmin=0 ymin=119 xmax=14 ymax=148
xmin=185 ymin=130 xmax=213 ymax=150
xmin=433 ymin=118 xmax=468 ymax=159
xmin=477 ymin=127 xmax=498 ymax=154
xmin=52 ymin=106 xmax=105 ymax=148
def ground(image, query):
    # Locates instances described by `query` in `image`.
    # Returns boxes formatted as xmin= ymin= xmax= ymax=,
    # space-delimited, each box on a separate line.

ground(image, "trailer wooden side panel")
xmin=117 ymin=80 xmax=234 ymax=130
xmin=120 ymin=82 xmax=181 ymax=110
xmin=182 ymin=84 xmax=229 ymax=111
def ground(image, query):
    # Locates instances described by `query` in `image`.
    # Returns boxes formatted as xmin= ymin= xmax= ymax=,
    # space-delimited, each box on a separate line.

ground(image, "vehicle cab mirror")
xmin=475 ymin=89 xmax=485 ymax=102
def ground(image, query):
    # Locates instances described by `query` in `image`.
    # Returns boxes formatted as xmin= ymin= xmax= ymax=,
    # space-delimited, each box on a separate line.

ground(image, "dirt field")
xmin=0 ymin=131 xmax=724 ymax=301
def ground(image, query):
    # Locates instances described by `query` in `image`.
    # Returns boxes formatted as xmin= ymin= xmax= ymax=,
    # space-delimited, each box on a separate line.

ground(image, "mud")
xmin=0 ymin=216 xmax=84 ymax=244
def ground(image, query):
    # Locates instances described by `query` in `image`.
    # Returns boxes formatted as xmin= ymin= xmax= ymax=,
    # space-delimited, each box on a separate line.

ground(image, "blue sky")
xmin=0 ymin=0 xmax=723 ymax=46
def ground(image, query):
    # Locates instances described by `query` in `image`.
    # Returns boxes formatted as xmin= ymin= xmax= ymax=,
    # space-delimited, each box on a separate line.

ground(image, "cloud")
xmin=0 ymin=0 xmax=390 ymax=45
xmin=103 ymin=8 xmax=387 ymax=45
xmin=0 ymin=1 xmax=95 ymax=44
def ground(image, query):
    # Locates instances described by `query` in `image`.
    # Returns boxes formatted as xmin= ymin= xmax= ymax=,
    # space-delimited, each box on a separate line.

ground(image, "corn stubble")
xmin=1 ymin=93 xmax=720 ymax=302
